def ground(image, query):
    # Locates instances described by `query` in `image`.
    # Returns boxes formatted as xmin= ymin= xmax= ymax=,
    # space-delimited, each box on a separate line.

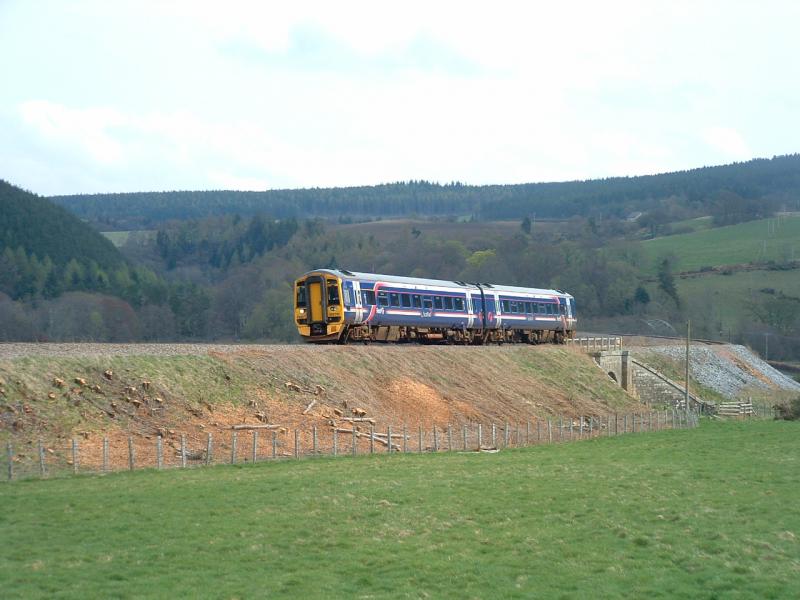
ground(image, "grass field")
xmin=641 ymin=215 xmax=800 ymax=274
xmin=2 ymin=420 xmax=798 ymax=598
xmin=676 ymin=268 xmax=800 ymax=334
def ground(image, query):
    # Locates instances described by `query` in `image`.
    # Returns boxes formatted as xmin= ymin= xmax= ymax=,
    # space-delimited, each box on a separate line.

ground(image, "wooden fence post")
xmin=447 ymin=424 xmax=453 ymax=451
xmin=230 ymin=431 xmax=237 ymax=464
xmin=387 ymin=426 xmax=393 ymax=453
xmin=72 ymin=439 xmax=78 ymax=474
xmin=537 ymin=420 xmax=541 ymax=443
xmin=181 ymin=434 xmax=187 ymax=468
xmin=294 ymin=429 xmax=300 ymax=459
xmin=478 ymin=423 xmax=483 ymax=447
xmin=103 ymin=437 xmax=109 ymax=473
xmin=548 ymin=419 xmax=552 ymax=443
xmin=157 ymin=436 xmax=163 ymax=469
xmin=491 ymin=423 xmax=496 ymax=447
xmin=589 ymin=417 xmax=593 ymax=437
xmin=253 ymin=430 xmax=259 ymax=463
xmin=433 ymin=425 xmax=438 ymax=452
xmin=527 ymin=421 xmax=531 ymax=445
xmin=206 ymin=433 xmax=213 ymax=466
xmin=7 ymin=442 xmax=12 ymax=481
xmin=559 ymin=416 xmax=563 ymax=441
xmin=504 ymin=422 xmax=510 ymax=447
xmin=39 ymin=441 xmax=45 ymax=478
xmin=352 ymin=426 xmax=357 ymax=456
xmin=128 ymin=436 xmax=135 ymax=471
xmin=623 ymin=414 xmax=628 ymax=434
xmin=463 ymin=424 xmax=468 ymax=450
xmin=403 ymin=424 xmax=408 ymax=453
xmin=419 ymin=425 xmax=423 ymax=452
xmin=370 ymin=425 xmax=375 ymax=454
xmin=579 ymin=417 xmax=584 ymax=439
xmin=311 ymin=427 xmax=317 ymax=456
xmin=332 ymin=429 xmax=337 ymax=457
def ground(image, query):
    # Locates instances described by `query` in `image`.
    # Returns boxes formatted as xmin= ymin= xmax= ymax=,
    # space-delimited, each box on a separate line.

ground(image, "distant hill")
xmin=50 ymin=155 xmax=800 ymax=228
xmin=0 ymin=180 xmax=124 ymax=269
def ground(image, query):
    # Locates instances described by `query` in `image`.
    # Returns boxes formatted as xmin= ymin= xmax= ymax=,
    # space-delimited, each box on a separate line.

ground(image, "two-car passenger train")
xmin=294 ymin=269 xmax=576 ymax=344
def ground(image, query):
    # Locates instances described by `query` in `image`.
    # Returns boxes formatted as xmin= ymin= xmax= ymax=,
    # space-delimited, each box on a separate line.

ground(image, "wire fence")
xmin=3 ymin=408 xmax=718 ymax=482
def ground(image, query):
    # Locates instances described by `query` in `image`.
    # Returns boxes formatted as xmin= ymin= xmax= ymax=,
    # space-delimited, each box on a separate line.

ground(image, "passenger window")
xmin=525 ymin=302 xmax=532 ymax=313
xmin=389 ymin=292 xmax=400 ymax=307
xmin=454 ymin=297 xmax=464 ymax=311
xmin=501 ymin=300 xmax=510 ymax=312
xmin=327 ymin=282 xmax=340 ymax=306
xmin=296 ymin=285 xmax=307 ymax=308
xmin=547 ymin=304 xmax=554 ymax=315
xmin=434 ymin=296 xmax=443 ymax=309
xmin=412 ymin=294 xmax=422 ymax=308
xmin=377 ymin=291 xmax=389 ymax=307
xmin=444 ymin=297 xmax=454 ymax=310
xmin=362 ymin=290 xmax=376 ymax=305
xmin=401 ymin=294 xmax=411 ymax=308
xmin=423 ymin=296 xmax=433 ymax=309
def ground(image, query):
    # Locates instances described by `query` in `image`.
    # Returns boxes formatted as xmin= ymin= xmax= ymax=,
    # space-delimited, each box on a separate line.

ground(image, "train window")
xmin=547 ymin=304 xmax=554 ymax=315
xmin=412 ymin=294 xmax=422 ymax=308
xmin=434 ymin=296 xmax=443 ymax=309
xmin=327 ymin=282 xmax=340 ymax=306
xmin=454 ymin=297 xmax=464 ymax=311
xmin=501 ymin=300 xmax=510 ymax=312
xmin=559 ymin=304 xmax=566 ymax=315
xmin=389 ymin=292 xmax=400 ymax=307
xmin=362 ymin=290 xmax=376 ymax=305
xmin=423 ymin=296 xmax=433 ymax=309
xmin=525 ymin=302 xmax=532 ymax=314
xmin=377 ymin=291 xmax=389 ymax=307
xmin=444 ymin=296 xmax=454 ymax=310
xmin=401 ymin=294 xmax=411 ymax=308
xmin=296 ymin=285 xmax=307 ymax=307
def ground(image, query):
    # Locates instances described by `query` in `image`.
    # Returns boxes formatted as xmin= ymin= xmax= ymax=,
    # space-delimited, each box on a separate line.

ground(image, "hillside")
xmin=0 ymin=180 xmax=124 ymax=270
xmin=640 ymin=215 xmax=800 ymax=274
xmin=50 ymin=154 xmax=800 ymax=227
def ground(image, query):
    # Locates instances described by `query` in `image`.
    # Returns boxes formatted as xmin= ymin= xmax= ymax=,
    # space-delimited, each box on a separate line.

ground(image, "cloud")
xmin=702 ymin=127 xmax=751 ymax=160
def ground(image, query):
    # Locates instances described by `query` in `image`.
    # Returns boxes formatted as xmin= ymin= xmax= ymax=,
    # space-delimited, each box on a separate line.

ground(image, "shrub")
xmin=775 ymin=396 xmax=800 ymax=420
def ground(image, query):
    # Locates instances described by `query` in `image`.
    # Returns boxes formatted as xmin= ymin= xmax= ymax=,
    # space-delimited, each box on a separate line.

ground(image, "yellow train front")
xmin=294 ymin=270 xmax=347 ymax=342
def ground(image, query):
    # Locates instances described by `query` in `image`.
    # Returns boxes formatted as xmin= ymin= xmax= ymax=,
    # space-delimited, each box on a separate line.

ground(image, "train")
xmin=294 ymin=269 xmax=576 ymax=344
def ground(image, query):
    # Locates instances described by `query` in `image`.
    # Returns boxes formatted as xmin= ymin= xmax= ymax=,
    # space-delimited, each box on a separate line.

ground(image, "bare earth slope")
xmin=0 ymin=344 xmax=635 ymax=462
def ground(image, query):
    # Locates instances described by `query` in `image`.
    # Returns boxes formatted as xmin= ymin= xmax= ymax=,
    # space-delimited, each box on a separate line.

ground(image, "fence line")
xmin=3 ymin=408 xmax=715 ymax=482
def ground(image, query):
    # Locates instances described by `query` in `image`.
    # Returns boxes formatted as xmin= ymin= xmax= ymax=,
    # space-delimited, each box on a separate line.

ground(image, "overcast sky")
xmin=1 ymin=1 xmax=798 ymax=196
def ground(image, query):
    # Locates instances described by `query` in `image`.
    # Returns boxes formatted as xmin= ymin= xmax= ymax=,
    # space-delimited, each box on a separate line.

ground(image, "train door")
xmin=308 ymin=281 xmax=324 ymax=322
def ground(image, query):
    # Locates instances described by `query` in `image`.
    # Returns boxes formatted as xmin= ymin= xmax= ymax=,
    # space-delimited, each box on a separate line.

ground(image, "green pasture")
xmin=641 ymin=216 xmax=800 ymax=274
xmin=675 ymin=267 xmax=800 ymax=334
xmin=2 ymin=420 xmax=799 ymax=598
xmin=100 ymin=230 xmax=155 ymax=247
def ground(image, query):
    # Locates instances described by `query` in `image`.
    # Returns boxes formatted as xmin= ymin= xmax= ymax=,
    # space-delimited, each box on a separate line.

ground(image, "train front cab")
xmin=294 ymin=272 xmax=345 ymax=342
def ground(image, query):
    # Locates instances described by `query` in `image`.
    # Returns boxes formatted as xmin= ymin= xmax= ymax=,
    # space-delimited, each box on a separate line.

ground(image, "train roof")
xmin=305 ymin=269 xmax=572 ymax=298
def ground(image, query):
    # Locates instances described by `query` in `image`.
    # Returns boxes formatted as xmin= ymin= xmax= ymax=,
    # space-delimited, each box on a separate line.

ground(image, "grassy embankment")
xmin=0 ymin=346 xmax=635 ymax=462
xmin=1 ymin=419 xmax=798 ymax=598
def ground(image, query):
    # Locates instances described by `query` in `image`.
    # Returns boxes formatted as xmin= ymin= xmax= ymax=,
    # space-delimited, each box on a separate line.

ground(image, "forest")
xmin=2 ymin=155 xmax=800 ymax=361
xmin=51 ymin=155 xmax=800 ymax=228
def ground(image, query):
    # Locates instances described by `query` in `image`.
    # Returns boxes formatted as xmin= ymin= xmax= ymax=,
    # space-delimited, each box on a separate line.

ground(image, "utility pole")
xmin=685 ymin=320 xmax=691 ymax=414
xmin=765 ymin=333 xmax=769 ymax=361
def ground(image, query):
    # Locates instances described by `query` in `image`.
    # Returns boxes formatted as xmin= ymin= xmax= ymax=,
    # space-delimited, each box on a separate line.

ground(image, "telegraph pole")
xmin=685 ymin=320 xmax=691 ymax=414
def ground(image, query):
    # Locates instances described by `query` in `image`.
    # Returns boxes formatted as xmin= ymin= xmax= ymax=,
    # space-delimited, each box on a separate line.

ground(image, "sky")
xmin=1 ymin=0 xmax=799 ymax=196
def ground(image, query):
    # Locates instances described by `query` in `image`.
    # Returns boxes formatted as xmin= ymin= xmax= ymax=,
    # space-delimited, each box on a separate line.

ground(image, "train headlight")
xmin=298 ymin=308 xmax=306 ymax=315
